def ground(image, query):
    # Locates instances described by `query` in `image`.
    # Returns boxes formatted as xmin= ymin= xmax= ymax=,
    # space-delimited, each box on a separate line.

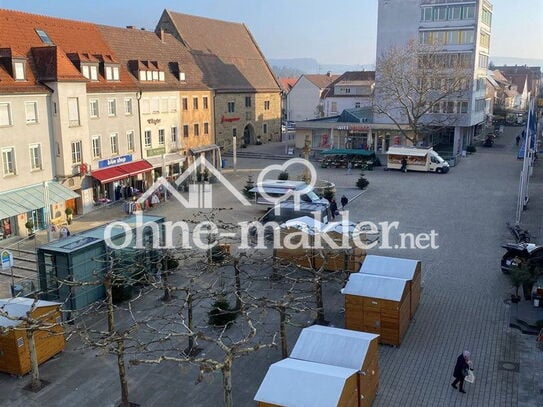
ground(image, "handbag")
xmin=465 ymin=369 xmax=475 ymax=384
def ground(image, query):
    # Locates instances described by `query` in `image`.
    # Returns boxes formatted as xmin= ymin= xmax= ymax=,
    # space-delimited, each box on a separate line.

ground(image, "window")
xmin=2 ymin=148 xmax=16 ymax=175
xmin=421 ymin=7 xmax=433 ymax=21
xmin=107 ymin=99 xmax=117 ymax=116
xmin=144 ymin=130 xmax=152 ymax=147
xmin=203 ymin=97 xmax=209 ymax=109
xmin=432 ymin=103 xmax=440 ymax=113
xmin=479 ymin=54 xmax=489 ymax=69
xmin=141 ymin=98 xmax=150 ymax=114
xmin=112 ymin=66 xmax=119 ymax=81
xmin=25 ymin=102 xmax=38 ymax=124
xmin=158 ymin=129 xmax=165 ymax=145
xmin=480 ymin=33 xmax=490 ymax=48
xmin=331 ymin=102 xmax=337 ymax=113
xmin=171 ymin=126 xmax=178 ymax=142
xmin=152 ymin=71 xmax=159 ymax=81
xmin=55 ymin=142 xmax=61 ymax=157
xmin=0 ymin=103 xmax=11 ymax=126
xmin=105 ymin=66 xmax=112 ymax=80
xmin=169 ymin=97 xmax=177 ymax=112
xmin=159 ymin=71 xmax=165 ymax=81
xmin=232 ymin=128 xmax=237 ymax=137
xmin=448 ymin=6 xmax=462 ymax=20
xmin=183 ymin=125 xmax=189 ymax=138
xmin=434 ymin=6 xmax=447 ymax=21
xmin=182 ymin=98 xmax=188 ymax=110
xmin=458 ymin=101 xmax=468 ymax=114
xmin=355 ymin=102 xmax=361 ymax=108
xmin=90 ymin=65 xmax=98 ymax=81
xmin=193 ymin=97 xmax=199 ymax=110
xmin=89 ymin=99 xmax=99 ymax=118
xmin=263 ymin=123 xmax=268 ymax=134
xmin=160 ymin=98 xmax=168 ymax=113
xmin=475 ymin=98 xmax=486 ymax=112
xmin=68 ymin=97 xmax=80 ymax=126
xmin=194 ymin=124 xmax=199 ymax=136
xmin=82 ymin=65 xmax=90 ymax=79
xmin=92 ymin=136 xmax=101 ymax=158
xmin=227 ymin=101 xmax=235 ymax=113
xmin=146 ymin=71 xmax=152 ymax=81
xmin=264 ymin=101 xmax=270 ymax=110
xmin=204 ymin=122 xmax=209 ymax=135
xmin=445 ymin=101 xmax=455 ymax=114
xmin=13 ymin=61 xmax=25 ymax=80
xmin=105 ymin=65 xmax=119 ymax=81
xmin=151 ymin=97 xmax=160 ymax=113
xmin=71 ymin=141 xmax=82 ymax=164
xmin=127 ymin=131 xmax=135 ymax=152
xmin=245 ymin=96 xmax=251 ymax=108
xmin=35 ymin=29 xmax=54 ymax=45
xmin=124 ymin=98 xmax=133 ymax=115
xmin=481 ymin=8 xmax=492 ymax=26
xmin=139 ymin=71 xmax=146 ymax=81
xmin=29 ymin=144 xmax=42 ymax=170
xmin=110 ymin=133 xmax=119 ymax=154
xmin=464 ymin=5 xmax=476 ymax=20
xmin=245 ymin=111 xmax=251 ymax=120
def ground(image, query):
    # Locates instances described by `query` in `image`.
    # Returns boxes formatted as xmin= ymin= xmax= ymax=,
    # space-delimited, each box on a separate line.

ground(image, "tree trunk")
xmin=117 ymin=340 xmax=130 ymax=407
xmin=221 ymin=357 xmax=233 ymax=407
xmin=279 ymin=305 xmax=288 ymax=359
xmin=315 ymin=278 xmax=326 ymax=325
xmin=187 ymin=292 xmax=194 ymax=352
xmin=27 ymin=329 xmax=41 ymax=391
xmin=104 ymin=274 xmax=115 ymax=332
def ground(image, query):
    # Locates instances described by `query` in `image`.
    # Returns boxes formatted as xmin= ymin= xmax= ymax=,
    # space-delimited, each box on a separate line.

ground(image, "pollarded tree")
xmin=374 ymin=39 xmax=473 ymax=144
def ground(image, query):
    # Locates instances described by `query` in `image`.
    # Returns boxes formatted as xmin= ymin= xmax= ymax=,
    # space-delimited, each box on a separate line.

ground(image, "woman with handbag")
xmin=451 ymin=350 xmax=473 ymax=394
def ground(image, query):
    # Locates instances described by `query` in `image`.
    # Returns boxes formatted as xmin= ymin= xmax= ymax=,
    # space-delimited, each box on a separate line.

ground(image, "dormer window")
xmin=152 ymin=71 xmax=159 ymax=81
xmin=179 ymin=72 xmax=186 ymax=81
xmin=81 ymin=63 xmax=99 ymax=81
xmin=13 ymin=60 xmax=25 ymax=80
xmin=105 ymin=64 xmax=120 ymax=81
xmin=146 ymin=71 xmax=152 ymax=81
xmin=159 ymin=71 xmax=165 ymax=81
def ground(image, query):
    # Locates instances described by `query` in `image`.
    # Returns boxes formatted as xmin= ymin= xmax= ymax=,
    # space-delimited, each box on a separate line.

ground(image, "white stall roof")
xmin=322 ymin=221 xmax=366 ymax=237
xmin=341 ymin=273 xmax=407 ymax=301
xmin=254 ymin=358 xmax=357 ymax=407
xmin=291 ymin=325 xmax=379 ymax=370
xmin=0 ymin=298 xmax=61 ymax=328
xmin=358 ymin=255 xmax=420 ymax=279
xmin=280 ymin=216 xmax=325 ymax=235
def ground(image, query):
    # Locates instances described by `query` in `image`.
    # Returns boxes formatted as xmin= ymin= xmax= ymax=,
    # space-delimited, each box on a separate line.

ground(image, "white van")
xmin=386 ymin=146 xmax=449 ymax=173
xmin=249 ymin=180 xmax=329 ymax=207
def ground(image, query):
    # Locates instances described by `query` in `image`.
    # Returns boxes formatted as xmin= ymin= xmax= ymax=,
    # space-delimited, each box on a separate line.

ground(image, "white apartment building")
xmin=375 ymin=0 xmax=492 ymax=155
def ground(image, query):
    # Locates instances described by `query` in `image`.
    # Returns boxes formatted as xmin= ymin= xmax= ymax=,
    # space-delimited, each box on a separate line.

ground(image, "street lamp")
xmin=302 ymin=134 xmax=311 ymax=183
xmin=232 ymin=134 xmax=237 ymax=173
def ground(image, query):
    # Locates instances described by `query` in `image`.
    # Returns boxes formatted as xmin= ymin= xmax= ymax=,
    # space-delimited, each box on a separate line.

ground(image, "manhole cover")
xmin=498 ymin=361 xmax=519 ymax=372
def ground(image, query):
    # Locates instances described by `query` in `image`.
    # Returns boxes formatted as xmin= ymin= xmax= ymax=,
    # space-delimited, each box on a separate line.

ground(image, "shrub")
xmin=25 ymin=220 xmax=34 ymax=231
xmin=323 ymin=187 xmax=335 ymax=202
xmin=278 ymin=171 xmax=289 ymax=180
xmin=65 ymin=207 xmax=73 ymax=216
xmin=208 ymin=298 xmax=239 ymax=327
xmin=356 ymin=171 xmax=370 ymax=190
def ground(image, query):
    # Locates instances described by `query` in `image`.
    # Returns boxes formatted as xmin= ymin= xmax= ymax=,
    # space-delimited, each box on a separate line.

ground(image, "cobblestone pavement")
xmin=1 ymin=131 xmax=542 ymax=406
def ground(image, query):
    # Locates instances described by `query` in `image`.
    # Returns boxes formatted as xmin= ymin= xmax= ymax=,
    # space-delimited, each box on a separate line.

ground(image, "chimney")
xmin=159 ymin=28 xmax=165 ymax=43
xmin=326 ymin=71 xmax=332 ymax=77
xmin=126 ymin=25 xmax=135 ymax=29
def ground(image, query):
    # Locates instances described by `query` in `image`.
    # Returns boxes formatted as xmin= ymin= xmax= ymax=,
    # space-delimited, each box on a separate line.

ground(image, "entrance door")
xmin=65 ymin=198 xmax=77 ymax=215
xmin=243 ymin=124 xmax=253 ymax=145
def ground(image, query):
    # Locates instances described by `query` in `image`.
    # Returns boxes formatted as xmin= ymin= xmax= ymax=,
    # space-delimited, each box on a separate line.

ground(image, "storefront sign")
xmin=146 ymin=147 xmax=166 ymax=157
xmin=221 ymin=115 xmax=240 ymax=123
xmin=147 ymin=118 xmax=161 ymax=125
xmin=1 ymin=250 xmax=13 ymax=270
xmin=98 ymin=155 xmax=133 ymax=168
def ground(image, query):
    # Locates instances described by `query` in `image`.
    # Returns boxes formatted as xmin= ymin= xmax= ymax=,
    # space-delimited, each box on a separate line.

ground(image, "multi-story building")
xmin=322 ymin=71 xmax=375 ymax=117
xmin=493 ymin=65 xmax=541 ymax=108
xmin=286 ymin=74 xmax=339 ymax=122
xmin=156 ymin=10 xmax=282 ymax=151
xmin=99 ymin=25 xmax=215 ymax=175
xmin=375 ymin=0 xmax=493 ymax=155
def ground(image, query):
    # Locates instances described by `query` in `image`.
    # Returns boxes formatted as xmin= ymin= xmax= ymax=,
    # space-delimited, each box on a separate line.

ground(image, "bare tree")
xmin=374 ymin=39 xmax=472 ymax=144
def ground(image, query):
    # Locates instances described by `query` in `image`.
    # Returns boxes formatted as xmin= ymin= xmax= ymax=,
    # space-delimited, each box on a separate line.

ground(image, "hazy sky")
xmin=1 ymin=0 xmax=541 ymax=65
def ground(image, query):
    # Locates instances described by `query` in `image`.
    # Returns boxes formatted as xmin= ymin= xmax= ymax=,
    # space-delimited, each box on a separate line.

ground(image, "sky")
xmin=0 ymin=0 xmax=541 ymax=65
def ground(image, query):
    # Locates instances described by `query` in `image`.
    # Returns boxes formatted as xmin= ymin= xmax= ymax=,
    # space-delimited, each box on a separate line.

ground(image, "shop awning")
xmin=189 ymin=144 xmax=220 ymax=155
xmin=145 ymin=153 xmax=186 ymax=168
xmin=0 ymin=182 xmax=79 ymax=219
xmin=91 ymin=160 xmax=153 ymax=184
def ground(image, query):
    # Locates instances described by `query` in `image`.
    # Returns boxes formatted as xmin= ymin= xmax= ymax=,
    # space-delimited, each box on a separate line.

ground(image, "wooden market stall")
xmin=274 ymin=217 xmax=367 ymax=272
xmin=290 ymin=325 xmax=380 ymax=407
xmin=0 ymin=298 xmax=65 ymax=376
xmin=254 ymin=358 xmax=359 ymax=407
xmin=358 ymin=255 xmax=422 ymax=319
xmin=342 ymin=273 xmax=411 ymax=346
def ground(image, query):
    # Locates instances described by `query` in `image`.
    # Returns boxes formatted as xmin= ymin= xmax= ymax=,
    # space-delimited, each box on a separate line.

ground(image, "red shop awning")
xmin=91 ymin=160 xmax=153 ymax=183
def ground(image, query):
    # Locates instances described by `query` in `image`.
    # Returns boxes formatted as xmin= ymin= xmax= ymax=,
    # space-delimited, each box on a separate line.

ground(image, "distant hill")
xmin=490 ymin=56 xmax=543 ymax=69
xmin=269 ymin=58 xmax=375 ymax=75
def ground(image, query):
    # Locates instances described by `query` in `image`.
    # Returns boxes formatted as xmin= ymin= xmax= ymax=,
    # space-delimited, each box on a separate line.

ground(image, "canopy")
xmin=0 ymin=182 xmax=79 ymax=219
xmin=321 ymin=148 xmax=375 ymax=157
xmin=91 ymin=160 xmax=152 ymax=183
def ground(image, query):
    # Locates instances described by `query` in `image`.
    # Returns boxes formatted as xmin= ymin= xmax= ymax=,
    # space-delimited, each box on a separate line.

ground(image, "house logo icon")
xmin=137 ymin=156 xmax=251 ymax=209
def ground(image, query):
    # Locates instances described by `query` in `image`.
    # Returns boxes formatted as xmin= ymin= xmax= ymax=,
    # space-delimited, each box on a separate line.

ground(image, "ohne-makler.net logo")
xmin=103 ymin=211 xmax=439 ymax=252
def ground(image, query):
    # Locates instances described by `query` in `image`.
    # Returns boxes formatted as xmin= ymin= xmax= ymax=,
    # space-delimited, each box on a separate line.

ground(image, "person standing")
xmin=346 ymin=161 xmax=352 ymax=175
xmin=451 ymin=350 xmax=472 ymax=394
xmin=516 ymin=135 xmax=521 ymax=146
xmin=329 ymin=198 xmax=338 ymax=220
xmin=401 ymin=157 xmax=408 ymax=173
xmin=340 ymin=195 xmax=348 ymax=210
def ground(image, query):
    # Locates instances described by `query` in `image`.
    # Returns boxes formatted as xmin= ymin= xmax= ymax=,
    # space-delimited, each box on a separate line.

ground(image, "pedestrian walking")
xmin=346 ymin=161 xmax=352 ymax=175
xmin=516 ymin=135 xmax=521 ymax=146
xmin=330 ymin=198 xmax=338 ymax=220
xmin=451 ymin=350 xmax=473 ymax=394
xmin=401 ymin=157 xmax=408 ymax=173
xmin=340 ymin=195 xmax=348 ymax=210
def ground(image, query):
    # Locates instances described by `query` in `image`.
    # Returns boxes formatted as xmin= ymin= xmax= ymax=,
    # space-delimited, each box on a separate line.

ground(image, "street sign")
xmin=1 ymin=250 xmax=14 ymax=270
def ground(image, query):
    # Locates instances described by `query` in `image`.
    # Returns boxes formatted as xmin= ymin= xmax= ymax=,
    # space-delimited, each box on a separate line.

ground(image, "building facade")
xmin=287 ymin=74 xmax=339 ymax=122
xmin=375 ymin=0 xmax=493 ymax=155
xmin=323 ymin=71 xmax=375 ymax=117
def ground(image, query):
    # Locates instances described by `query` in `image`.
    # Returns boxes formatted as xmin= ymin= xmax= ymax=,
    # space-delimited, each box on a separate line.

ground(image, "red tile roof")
xmin=0 ymin=9 xmax=137 ymax=93
xmin=98 ymin=25 xmax=208 ymax=91
xmin=278 ymin=77 xmax=299 ymax=92
xmin=304 ymin=74 xmax=340 ymax=89
xmin=159 ymin=10 xmax=280 ymax=92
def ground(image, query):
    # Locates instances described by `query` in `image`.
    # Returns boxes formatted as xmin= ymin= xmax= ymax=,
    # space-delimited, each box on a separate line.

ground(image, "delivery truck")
xmin=386 ymin=146 xmax=450 ymax=173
